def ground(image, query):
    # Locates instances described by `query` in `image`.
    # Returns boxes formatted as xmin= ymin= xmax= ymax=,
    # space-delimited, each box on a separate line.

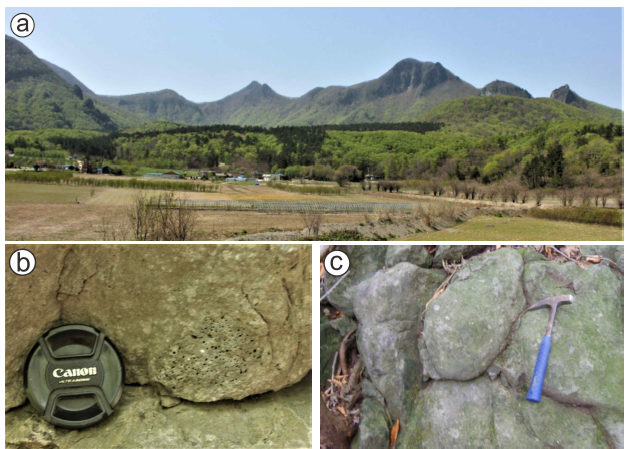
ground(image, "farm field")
xmin=5 ymin=182 xmax=386 ymax=240
xmin=406 ymin=216 xmax=623 ymax=241
xmin=6 ymin=182 xmax=622 ymax=241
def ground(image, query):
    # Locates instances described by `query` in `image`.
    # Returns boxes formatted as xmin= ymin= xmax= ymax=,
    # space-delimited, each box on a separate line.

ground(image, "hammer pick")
xmin=524 ymin=294 xmax=573 ymax=403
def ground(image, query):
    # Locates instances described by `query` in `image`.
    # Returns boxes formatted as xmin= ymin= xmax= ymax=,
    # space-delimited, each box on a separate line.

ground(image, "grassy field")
xmin=406 ymin=216 xmax=623 ymax=241
xmin=7 ymin=182 xmax=622 ymax=241
xmin=5 ymin=182 xmax=376 ymax=240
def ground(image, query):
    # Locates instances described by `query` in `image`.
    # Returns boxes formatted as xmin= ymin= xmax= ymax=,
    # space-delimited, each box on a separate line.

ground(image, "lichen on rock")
xmin=423 ymin=248 xmax=525 ymax=380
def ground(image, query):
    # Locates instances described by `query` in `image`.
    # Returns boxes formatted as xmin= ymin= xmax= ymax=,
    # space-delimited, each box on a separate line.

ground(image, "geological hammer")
xmin=525 ymin=294 xmax=574 ymax=403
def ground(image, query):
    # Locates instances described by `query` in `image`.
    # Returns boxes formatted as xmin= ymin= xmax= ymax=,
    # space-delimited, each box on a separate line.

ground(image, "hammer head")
xmin=526 ymin=294 xmax=574 ymax=312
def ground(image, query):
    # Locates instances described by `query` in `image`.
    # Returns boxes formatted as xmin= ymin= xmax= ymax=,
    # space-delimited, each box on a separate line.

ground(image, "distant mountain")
xmin=93 ymin=59 xmax=481 ymax=126
xmin=550 ymin=84 xmax=622 ymax=123
xmin=5 ymin=35 xmax=140 ymax=131
xmin=418 ymin=96 xmax=611 ymax=136
xmin=41 ymin=59 xmax=95 ymax=95
xmin=5 ymin=36 xmax=622 ymax=130
xmin=480 ymin=80 xmax=532 ymax=99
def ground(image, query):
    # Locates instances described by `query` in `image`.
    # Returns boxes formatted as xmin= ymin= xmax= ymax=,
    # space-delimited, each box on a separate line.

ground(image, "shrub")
xmin=529 ymin=206 xmax=623 ymax=227
xmin=556 ymin=189 xmax=576 ymax=207
xmin=267 ymin=181 xmax=342 ymax=195
xmin=6 ymin=171 xmax=218 ymax=192
xmin=533 ymin=189 xmax=546 ymax=207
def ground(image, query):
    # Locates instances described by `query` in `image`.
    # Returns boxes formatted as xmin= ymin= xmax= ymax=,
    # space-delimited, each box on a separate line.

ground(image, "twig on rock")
xmin=321 ymin=270 xmax=351 ymax=302
xmin=339 ymin=324 xmax=358 ymax=376
xmin=331 ymin=351 xmax=338 ymax=387
xmin=421 ymin=264 xmax=461 ymax=321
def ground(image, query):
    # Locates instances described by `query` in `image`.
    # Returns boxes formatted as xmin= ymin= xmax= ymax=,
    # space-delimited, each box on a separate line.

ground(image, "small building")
xmin=263 ymin=173 xmax=282 ymax=182
xmin=99 ymin=166 xmax=122 ymax=175
xmin=214 ymin=173 xmax=228 ymax=179
xmin=144 ymin=171 xmax=182 ymax=179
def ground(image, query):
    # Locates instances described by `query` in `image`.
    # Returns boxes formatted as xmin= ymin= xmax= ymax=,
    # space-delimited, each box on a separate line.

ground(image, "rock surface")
xmin=353 ymin=263 xmax=444 ymax=419
xmin=515 ymin=261 xmax=624 ymax=412
xmin=384 ymin=245 xmax=431 ymax=268
xmin=353 ymin=397 xmax=390 ymax=449
xmin=398 ymin=377 xmax=608 ymax=448
xmin=5 ymin=244 xmax=311 ymax=406
xmin=432 ymin=245 xmax=489 ymax=265
xmin=342 ymin=245 xmax=624 ymax=448
xmin=322 ymin=246 xmax=387 ymax=317
xmin=5 ymin=372 xmax=312 ymax=449
xmin=423 ymin=248 xmax=525 ymax=380
xmin=5 ymin=245 xmax=72 ymax=410
xmin=399 ymin=377 xmax=496 ymax=447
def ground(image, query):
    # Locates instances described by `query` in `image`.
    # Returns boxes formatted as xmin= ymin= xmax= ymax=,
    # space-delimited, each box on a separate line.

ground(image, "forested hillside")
xmin=417 ymin=96 xmax=619 ymax=136
xmin=5 ymin=35 xmax=141 ymax=131
xmin=6 ymin=118 xmax=623 ymax=189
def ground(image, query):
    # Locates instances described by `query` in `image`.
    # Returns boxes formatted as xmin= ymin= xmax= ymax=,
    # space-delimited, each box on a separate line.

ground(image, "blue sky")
xmin=5 ymin=8 xmax=623 ymax=108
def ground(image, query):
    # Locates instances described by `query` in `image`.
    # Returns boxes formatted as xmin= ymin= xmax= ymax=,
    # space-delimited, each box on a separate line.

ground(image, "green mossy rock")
xmin=433 ymin=245 xmax=489 ymax=265
xmin=385 ymin=245 xmax=432 ymax=268
xmin=323 ymin=245 xmax=387 ymax=317
xmin=516 ymin=261 xmax=623 ymax=412
xmin=614 ymin=249 xmax=624 ymax=274
xmin=580 ymin=245 xmax=623 ymax=261
xmin=353 ymin=262 xmax=444 ymax=420
xmin=424 ymin=248 xmax=525 ymax=380
xmin=517 ymin=247 xmax=548 ymax=264
xmin=491 ymin=381 xmax=608 ymax=448
xmin=354 ymin=397 xmax=390 ymax=449
xmin=398 ymin=377 xmax=495 ymax=447
xmin=593 ymin=411 xmax=624 ymax=448
xmin=398 ymin=377 xmax=607 ymax=448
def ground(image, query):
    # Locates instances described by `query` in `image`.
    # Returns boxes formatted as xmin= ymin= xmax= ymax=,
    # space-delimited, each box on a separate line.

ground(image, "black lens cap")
xmin=25 ymin=325 xmax=124 ymax=429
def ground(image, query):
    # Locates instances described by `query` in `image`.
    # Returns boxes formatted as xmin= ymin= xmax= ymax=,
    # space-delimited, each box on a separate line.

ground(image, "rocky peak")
xmin=550 ymin=84 xmax=588 ymax=109
xmin=374 ymin=59 xmax=456 ymax=98
xmin=480 ymin=80 xmax=532 ymax=99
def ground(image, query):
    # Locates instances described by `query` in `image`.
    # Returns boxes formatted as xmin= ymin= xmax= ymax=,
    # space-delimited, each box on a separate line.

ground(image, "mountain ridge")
xmin=5 ymin=35 xmax=622 ymax=130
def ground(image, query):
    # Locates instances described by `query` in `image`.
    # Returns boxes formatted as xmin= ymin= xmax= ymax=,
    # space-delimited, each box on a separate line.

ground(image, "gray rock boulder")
xmin=353 ymin=263 xmax=445 ymax=420
xmin=516 ymin=261 xmax=623 ymax=412
xmin=424 ymin=248 xmax=525 ymax=380
xmin=322 ymin=246 xmax=387 ymax=316
xmin=353 ymin=397 xmax=390 ymax=449
xmin=491 ymin=380 xmax=608 ymax=448
xmin=6 ymin=244 xmax=312 ymax=405
xmin=580 ymin=245 xmax=623 ymax=261
xmin=433 ymin=245 xmax=489 ymax=265
xmin=594 ymin=411 xmax=624 ymax=448
xmin=385 ymin=245 xmax=431 ymax=268
xmin=398 ymin=377 xmax=608 ymax=448
xmin=398 ymin=377 xmax=495 ymax=447
xmin=614 ymin=249 xmax=624 ymax=274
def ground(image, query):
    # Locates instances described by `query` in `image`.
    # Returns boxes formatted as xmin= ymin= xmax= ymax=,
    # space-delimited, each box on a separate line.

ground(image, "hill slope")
xmin=418 ymin=96 xmax=611 ymax=136
xmin=5 ymin=35 xmax=140 ymax=131
xmin=41 ymin=59 xmax=95 ymax=94
xmin=480 ymin=80 xmax=532 ymax=99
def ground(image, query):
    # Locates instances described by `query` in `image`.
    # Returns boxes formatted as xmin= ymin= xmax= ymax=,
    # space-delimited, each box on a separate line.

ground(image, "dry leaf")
xmin=336 ymin=406 xmax=349 ymax=418
xmin=583 ymin=255 xmax=603 ymax=266
xmin=390 ymin=418 xmax=400 ymax=449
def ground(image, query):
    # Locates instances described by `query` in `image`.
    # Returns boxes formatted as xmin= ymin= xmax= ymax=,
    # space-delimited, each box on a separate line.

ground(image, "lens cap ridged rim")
xmin=25 ymin=324 xmax=124 ymax=429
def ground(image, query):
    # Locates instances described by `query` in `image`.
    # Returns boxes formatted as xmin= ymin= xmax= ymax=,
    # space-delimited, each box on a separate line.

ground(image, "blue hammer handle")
xmin=525 ymin=335 xmax=551 ymax=403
